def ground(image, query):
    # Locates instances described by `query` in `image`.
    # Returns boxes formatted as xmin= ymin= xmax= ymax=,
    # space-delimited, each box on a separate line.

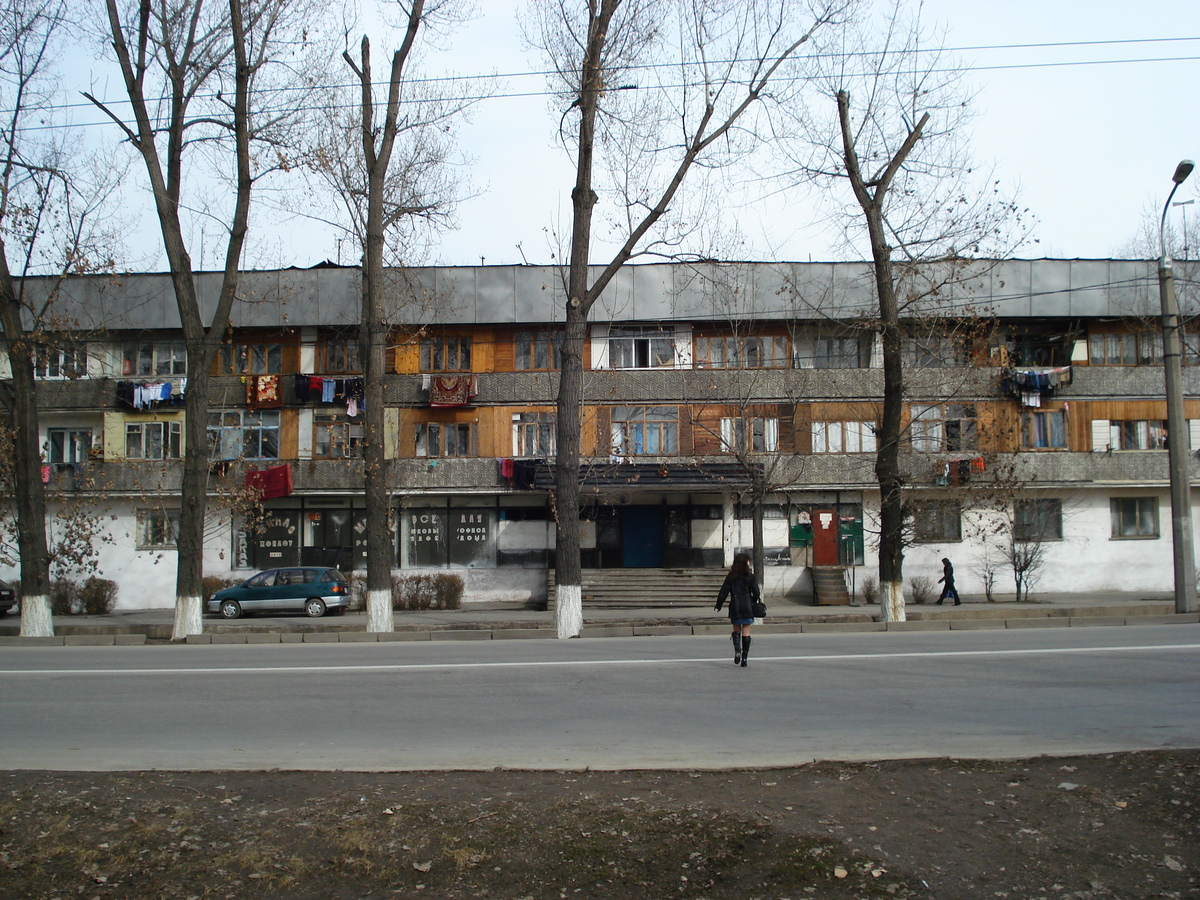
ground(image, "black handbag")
xmin=751 ymin=599 xmax=767 ymax=618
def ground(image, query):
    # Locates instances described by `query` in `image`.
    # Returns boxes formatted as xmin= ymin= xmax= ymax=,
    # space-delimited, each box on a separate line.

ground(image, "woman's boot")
xmin=731 ymin=632 xmax=741 ymax=664
xmin=740 ymin=635 xmax=751 ymax=667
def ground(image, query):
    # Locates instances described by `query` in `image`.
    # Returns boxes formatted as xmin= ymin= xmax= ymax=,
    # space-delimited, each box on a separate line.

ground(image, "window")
xmin=405 ymin=507 xmax=496 ymax=568
xmin=218 ymin=342 xmax=282 ymax=375
xmin=1014 ymin=498 xmax=1062 ymax=541
xmin=903 ymin=335 xmax=968 ymax=368
xmin=137 ymin=508 xmax=179 ymax=549
xmin=812 ymin=421 xmax=876 ymax=453
xmin=123 ymin=341 xmax=186 ymax=377
xmin=1110 ymin=497 xmax=1158 ymax=539
xmin=208 ymin=410 xmax=280 ymax=460
xmin=608 ymin=326 xmax=675 ymax=369
xmin=320 ymin=334 xmax=360 ymax=373
xmin=813 ymin=336 xmax=867 ymax=369
xmin=34 ymin=344 xmax=88 ymax=379
xmin=1023 ymin=409 xmax=1067 ymax=449
xmin=720 ymin=417 xmax=778 ymax=453
xmin=46 ymin=428 xmax=93 ymax=464
xmin=126 ymin=421 xmax=182 ymax=459
xmin=513 ymin=412 xmax=555 ymax=456
xmin=313 ymin=413 xmax=363 ymax=458
xmin=515 ymin=330 xmax=562 ymax=370
xmin=1089 ymin=332 xmax=1160 ymax=366
xmin=421 ymin=335 xmax=471 ymax=372
xmin=695 ymin=335 xmax=788 ymax=368
xmin=909 ymin=500 xmax=962 ymax=542
xmin=1109 ymin=420 xmax=1168 ymax=450
xmin=611 ymin=406 xmax=678 ymax=455
xmin=415 ymin=422 xmax=476 ymax=457
xmin=910 ymin=404 xmax=977 ymax=452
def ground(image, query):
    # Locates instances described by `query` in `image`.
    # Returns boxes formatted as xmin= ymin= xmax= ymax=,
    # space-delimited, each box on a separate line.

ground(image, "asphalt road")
xmin=2 ymin=625 xmax=1197 ymax=771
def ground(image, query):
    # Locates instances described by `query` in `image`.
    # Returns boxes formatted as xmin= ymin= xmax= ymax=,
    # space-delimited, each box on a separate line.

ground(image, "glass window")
xmin=415 ymin=422 xmax=476 ymax=457
xmin=903 ymin=335 xmax=968 ymax=367
xmin=46 ymin=428 xmax=94 ymax=464
xmin=513 ymin=412 xmax=555 ymax=457
xmin=313 ymin=413 xmax=363 ymax=458
xmin=719 ymin=417 xmax=778 ymax=453
xmin=813 ymin=336 xmax=866 ymax=369
xmin=1088 ymin=332 xmax=1160 ymax=366
xmin=320 ymin=334 xmax=360 ymax=374
xmin=608 ymin=326 xmax=675 ymax=369
xmin=910 ymin=404 xmax=977 ymax=452
xmin=812 ymin=421 xmax=876 ymax=453
xmin=421 ymin=336 xmax=471 ymax=372
xmin=1110 ymin=497 xmax=1158 ymax=538
xmin=125 ymin=421 xmax=182 ymax=459
xmin=1024 ymin=409 xmax=1067 ymax=449
xmin=207 ymin=410 xmax=280 ymax=460
xmin=34 ymin=344 xmax=89 ymax=379
xmin=1014 ymin=498 xmax=1062 ymax=541
xmin=611 ymin=406 xmax=678 ymax=455
xmin=218 ymin=342 xmax=282 ymax=375
xmin=1108 ymin=420 xmax=1168 ymax=450
xmin=695 ymin=335 xmax=788 ymax=368
xmin=514 ymin=331 xmax=562 ymax=370
xmin=909 ymin=500 xmax=962 ymax=542
xmin=136 ymin=509 xmax=179 ymax=549
xmin=123 ymin=341 xmax=186 ymax=377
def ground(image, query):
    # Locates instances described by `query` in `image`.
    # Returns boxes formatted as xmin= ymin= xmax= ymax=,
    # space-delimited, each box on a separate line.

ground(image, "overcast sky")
xmin=74 ymin=0 xmax=1200 ymax=270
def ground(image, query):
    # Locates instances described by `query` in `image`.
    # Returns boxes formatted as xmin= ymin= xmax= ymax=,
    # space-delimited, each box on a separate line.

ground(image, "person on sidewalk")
xmin=715 ymin=552 xmax=761 ymax=667
xmin=937 ymin=557 xmax=961 ymax=606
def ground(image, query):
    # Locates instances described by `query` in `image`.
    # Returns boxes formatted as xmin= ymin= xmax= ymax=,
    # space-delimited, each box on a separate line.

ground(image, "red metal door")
xmin=812 ymin=508 xmax=840 ymax=566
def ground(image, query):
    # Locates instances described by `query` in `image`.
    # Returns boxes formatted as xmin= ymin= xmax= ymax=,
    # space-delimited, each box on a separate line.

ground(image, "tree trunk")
xmin=362 ymin=259 xmax=394 ymax=633
xmin=0 ymin=253 xmax=53 ymax=637
xmin=553 ymin=302 xmax=588 ymax=638
xmin=171 ymin=354 xmax=210 ymax=639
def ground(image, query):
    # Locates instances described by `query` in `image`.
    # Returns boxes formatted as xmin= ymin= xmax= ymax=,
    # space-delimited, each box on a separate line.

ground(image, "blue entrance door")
xmin=622 ymin=506 xmax=664 ymax=567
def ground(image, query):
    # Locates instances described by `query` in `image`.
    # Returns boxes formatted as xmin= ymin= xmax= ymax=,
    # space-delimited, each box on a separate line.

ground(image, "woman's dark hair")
xmin=728 ymin=552 xmax=752 ymax=578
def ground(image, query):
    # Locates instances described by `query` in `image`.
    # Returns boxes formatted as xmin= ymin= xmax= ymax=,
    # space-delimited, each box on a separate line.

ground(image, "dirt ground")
xmin=1 ymin=750 xmax=1196 ymax=900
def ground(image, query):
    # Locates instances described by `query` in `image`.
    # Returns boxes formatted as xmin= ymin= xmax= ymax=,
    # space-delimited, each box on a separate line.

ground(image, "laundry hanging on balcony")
xmin=428 ymin=374 xmax=478 ymax=408
xmin=245 ymin=463 xmax=293 ymax=499
xmin=115 ymin=379 xmax=186 ymax=410
xmin=1000 ymin=365 xmax=1072 ymax=406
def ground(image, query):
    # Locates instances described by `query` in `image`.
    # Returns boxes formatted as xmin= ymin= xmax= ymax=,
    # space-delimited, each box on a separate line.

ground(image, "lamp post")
xmin=1157 ymin=159 xmax=1196 ymax=614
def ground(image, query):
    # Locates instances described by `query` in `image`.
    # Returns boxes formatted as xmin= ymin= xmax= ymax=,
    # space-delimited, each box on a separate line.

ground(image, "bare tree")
xmin=88 ymin=0 xmax=320 ymax=639
xmin=778 ymin=0 xmax=1029 ymax=620
xmin=0 ymin=0 xmax=128 ymax=636
xmin=526 ymin=0 xmax=848 ymax=638
xmin=324 ymin=0 xmax=473 ymax=633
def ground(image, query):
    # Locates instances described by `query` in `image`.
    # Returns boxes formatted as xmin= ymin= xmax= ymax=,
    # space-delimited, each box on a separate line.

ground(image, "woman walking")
xmin=715 ymin=552 xmax=761 ymax=667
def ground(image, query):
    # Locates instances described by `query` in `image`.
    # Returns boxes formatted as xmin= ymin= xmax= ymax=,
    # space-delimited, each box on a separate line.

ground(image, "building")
xmin=2 ymin=259 xmax=1197 ymax=608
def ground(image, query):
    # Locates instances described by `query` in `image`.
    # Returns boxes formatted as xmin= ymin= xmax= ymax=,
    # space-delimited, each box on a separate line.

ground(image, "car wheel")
xmin=220 ymin=600 xmax=242 ymax=619
xmin=305 ymin=598 xmax=327 ymax=618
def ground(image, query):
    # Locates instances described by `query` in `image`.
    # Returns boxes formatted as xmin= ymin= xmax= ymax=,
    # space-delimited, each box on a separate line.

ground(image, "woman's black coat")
xmin=715 ymin=573 xmax=761 ymax=620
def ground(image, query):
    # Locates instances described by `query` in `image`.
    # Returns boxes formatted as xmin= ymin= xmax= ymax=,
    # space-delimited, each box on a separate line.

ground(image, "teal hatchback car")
xmin=207 ymin=567 xmax=351 ymax=619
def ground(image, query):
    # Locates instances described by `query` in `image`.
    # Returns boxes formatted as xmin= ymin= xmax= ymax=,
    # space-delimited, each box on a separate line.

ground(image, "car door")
xmin=271 ymin=568 xmax=306 ymax=612
xmin=240 ymin=570 xmax=278 ymax=614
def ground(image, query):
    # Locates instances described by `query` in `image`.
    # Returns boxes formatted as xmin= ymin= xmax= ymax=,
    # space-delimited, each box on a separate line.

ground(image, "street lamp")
xmin=1157 ymin=159 xmax=1196 ymax=614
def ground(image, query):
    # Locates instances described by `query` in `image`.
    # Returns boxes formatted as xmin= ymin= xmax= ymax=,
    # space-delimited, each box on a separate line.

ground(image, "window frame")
xmin=136 ymin=508 xmax=179 ymax=549
xmin=319 ymin=333 xmax=361 ymax=374
xmin=1023 ymin=408 xmax=1068 ymax=450
xmin=608 ymin=326 xmax=677 ymax=370
xmin=513 ymin=412 xmax=556 ymax=457
xmin=415 ymin=421 xmax=477 ymax=457
xmin=812 ymin=420 xmax=877 ymax=454
xmin=611 ymin=405 xmax=679 ymax=455
xmin=719 ymin=416 xmax=779 ymax=453
xmin=34 ymin=344 xmax=89 ymax=379
xmin=207 ymin=409 xmax=281 ymax=460
xmin=812 ymin=335 xmax=867 ymax=369
xmin=46 ymin=428 xmax=94 ymax=464
xmin=125 ymin=420 xmax=182 ymax=460
xmin=420 ymin=335 xmax=472 ymax=372
xmin=909 ymin=499 xmax=963 ymax=543
xmin=910 ymin=403 xmax=977 ymax=452
xmin=1108 ymin=419 xmax=1168 ymax=451
xmin=312 ymin=413 xmax=364 ymax=459
xmin=902 ymin=334 xmax=968 ymax=368
xmin=1014 ymin=498 xmax=1063 ymax=542
xmin=217 ymin=341 xmax=282 ymax=375
xmin=695 ymin=334 xmax=788 ymax=369
xmin=514 ymin=330 xmax=563 ymax=371
xmin=1110 ymin=496 xmax=1159 ymax=539
xmin=122 ymin=340 xmax=186 ymax=377
xmin=1088 ymin=331 xmax=1161 ymax=366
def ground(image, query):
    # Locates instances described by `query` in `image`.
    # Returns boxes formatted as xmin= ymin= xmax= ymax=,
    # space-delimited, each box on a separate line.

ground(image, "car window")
xmin=301 ymin=569 xmax=318 ymax=583
xmin=279 ymin=569 xmax=305 ymax=586
xmin=246 ymin=571 xmax=276 ymax=588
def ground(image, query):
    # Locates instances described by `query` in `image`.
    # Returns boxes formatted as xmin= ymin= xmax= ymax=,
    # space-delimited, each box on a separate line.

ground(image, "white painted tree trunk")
xmin=880 ymin=580 xmax=906 ymax=622
xmin=19 ymin=595 xmax=53 ymax=637
xmin=366 ymin=588 xmax=393 ymax=633
xmin=171 ymin=596 xmax=204 ymax=640
xmin=555 ymin=584 xmax=582 ymax=638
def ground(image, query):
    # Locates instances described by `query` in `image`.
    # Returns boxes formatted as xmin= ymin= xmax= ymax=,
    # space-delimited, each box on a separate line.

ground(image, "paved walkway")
xmin=1 ymin=593 xmax=1196 ymax=645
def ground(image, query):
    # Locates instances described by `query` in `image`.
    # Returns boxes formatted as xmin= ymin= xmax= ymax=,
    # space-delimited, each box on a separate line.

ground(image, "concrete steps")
xmin=548 ymin=568 xmax=728 ymax=608
xmin=811 ymin=566 xmax=852 ymax=605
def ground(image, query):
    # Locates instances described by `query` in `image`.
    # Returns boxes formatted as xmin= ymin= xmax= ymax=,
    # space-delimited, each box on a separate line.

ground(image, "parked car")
xmin=207 ymin=567 xmax=351 ymax=619
xmin=0 ymin=579 xmax=16 ymax=615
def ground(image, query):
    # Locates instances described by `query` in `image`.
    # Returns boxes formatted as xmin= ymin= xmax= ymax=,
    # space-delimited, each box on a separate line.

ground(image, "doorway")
xmin=621 ymin=506 xmax=664 ymax=567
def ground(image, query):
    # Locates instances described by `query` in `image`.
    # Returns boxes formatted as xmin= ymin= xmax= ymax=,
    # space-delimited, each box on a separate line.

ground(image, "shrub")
xmin=392 ymin=573 xmax=464 ymax=611
xmin=860 ymin=575 xmax=879 ymax=606
xmin=49 ymin=579 xmax=80 ymax=616
xmin=202 ymin=574 xmax=242 ymax=599
xmin=909 ymin=575 xmax=935 ymax=605
xmin=78 ymin=577 xmax=118 ymax=615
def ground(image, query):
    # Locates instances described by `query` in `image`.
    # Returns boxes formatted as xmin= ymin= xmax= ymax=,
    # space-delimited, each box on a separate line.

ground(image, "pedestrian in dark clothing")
xmin=937 ymin=557 xmax=960 ymax=605
xmin=715 ymin=552 xmax=760 ymax=667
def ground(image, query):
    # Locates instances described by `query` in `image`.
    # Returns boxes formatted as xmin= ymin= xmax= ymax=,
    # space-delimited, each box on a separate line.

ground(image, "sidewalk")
xmin=1 ymin=593 xmax=1196 ymax=645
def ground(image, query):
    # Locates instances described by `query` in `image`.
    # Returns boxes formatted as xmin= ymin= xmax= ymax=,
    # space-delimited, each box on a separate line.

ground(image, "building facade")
xmin=2 ymin=259 xmax=1198 ymax=608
